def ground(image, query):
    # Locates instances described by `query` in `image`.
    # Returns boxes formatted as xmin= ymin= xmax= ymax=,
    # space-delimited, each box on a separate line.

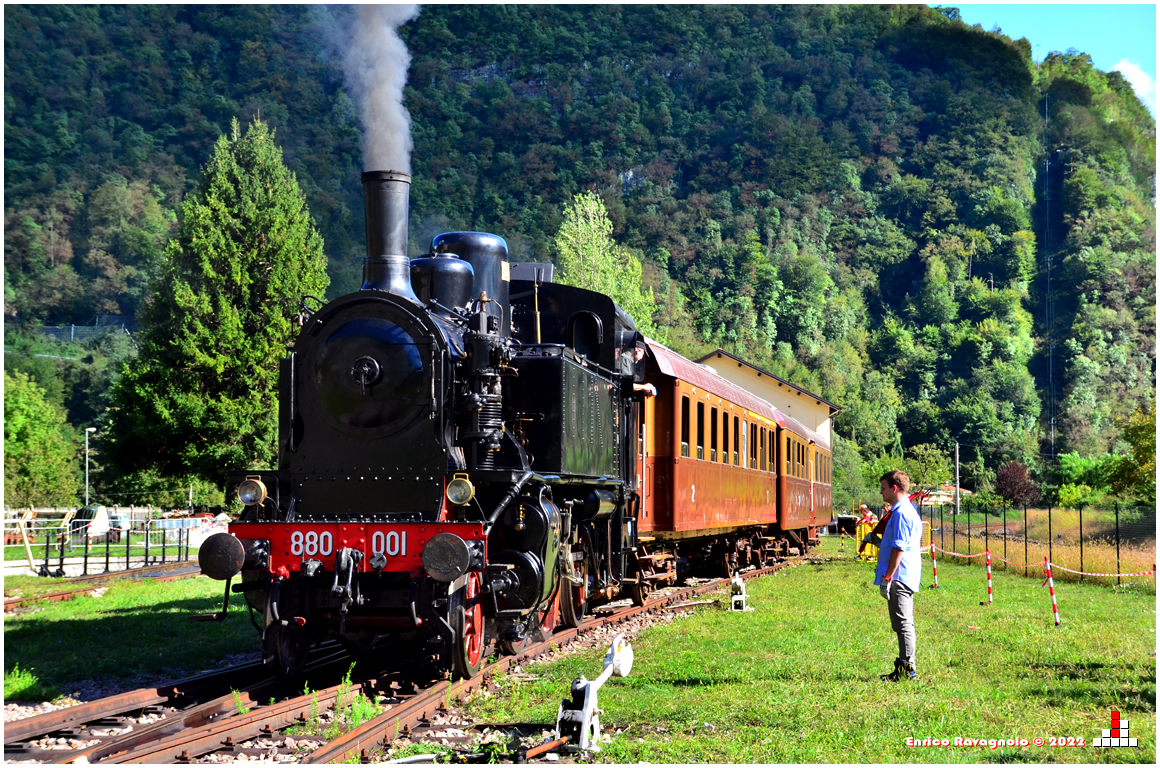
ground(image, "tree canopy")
xmin=554 ymin=191 xmax=659 ymax=337
xmin=4 ymin=4 xmax=1154 ymax=497
xmin=4 ymin=370 xmax=81 ymax=507
xmin=104 ymin=119 xmax=328 ymax=484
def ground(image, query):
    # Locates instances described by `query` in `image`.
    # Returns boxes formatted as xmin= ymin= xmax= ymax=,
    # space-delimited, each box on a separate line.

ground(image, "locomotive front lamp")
xmin=446 ymin=474 xmax=475 ymax=505
xmin=237 ymin=477 xmax=268 ymax=506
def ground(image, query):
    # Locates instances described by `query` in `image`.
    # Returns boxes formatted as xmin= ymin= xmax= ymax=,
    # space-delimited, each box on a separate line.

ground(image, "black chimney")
xmin=361 ymin=170 xmax=417 ymax=301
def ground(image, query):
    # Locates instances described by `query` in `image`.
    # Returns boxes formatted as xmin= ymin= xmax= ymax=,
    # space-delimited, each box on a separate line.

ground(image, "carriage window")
xmin=760 ymin=427 xmax=766 ymax=471
xmin=710 ymin=407 xmax=718 ymax=462
xmin=733 ymin=416 xmax=740 ymax=465
xmin=750 ymin=425 xmax=758 ymax=469
xmin=722 ymin=410 xmax=729 ymax=463
xmin=680 ymin=396 xmax=690 ymax=458
xmin=696 ymin=401 xmax=705 ymax=460
xmin=769 ymin=433 xmax=776 ymax=474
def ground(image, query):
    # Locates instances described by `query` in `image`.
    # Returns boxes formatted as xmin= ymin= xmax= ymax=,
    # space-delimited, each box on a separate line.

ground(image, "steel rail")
xmin=305 ymin=558 xmax=799 ymax=764
xmin=3 ymin=662 xmax=265 ymax=746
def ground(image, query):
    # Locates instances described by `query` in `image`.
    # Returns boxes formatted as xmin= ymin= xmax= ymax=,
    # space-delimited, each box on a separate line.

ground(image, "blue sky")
xmin=956 ymin=3 xmax=1156 ymax=113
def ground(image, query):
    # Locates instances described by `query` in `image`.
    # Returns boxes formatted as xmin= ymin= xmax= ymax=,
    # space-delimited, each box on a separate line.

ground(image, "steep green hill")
xmin=4 ymin=4 xmax=1154 ymax=492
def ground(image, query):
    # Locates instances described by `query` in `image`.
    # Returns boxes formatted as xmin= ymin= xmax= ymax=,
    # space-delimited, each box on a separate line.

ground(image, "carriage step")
xmin=644 ymin=571 xmax=678 ymax=582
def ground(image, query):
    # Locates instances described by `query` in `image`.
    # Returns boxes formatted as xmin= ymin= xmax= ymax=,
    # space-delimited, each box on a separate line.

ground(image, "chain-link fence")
xmin=918 ymin=499 xmax=1155 ymax=590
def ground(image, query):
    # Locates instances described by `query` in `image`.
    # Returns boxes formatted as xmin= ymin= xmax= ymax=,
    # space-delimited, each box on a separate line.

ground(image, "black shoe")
xmin=881 ymin=661 xmax=918 ymax=681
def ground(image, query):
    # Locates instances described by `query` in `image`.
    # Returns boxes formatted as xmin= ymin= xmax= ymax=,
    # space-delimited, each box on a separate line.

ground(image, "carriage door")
xmin=640 ymin=392 xmax=655 ymax=526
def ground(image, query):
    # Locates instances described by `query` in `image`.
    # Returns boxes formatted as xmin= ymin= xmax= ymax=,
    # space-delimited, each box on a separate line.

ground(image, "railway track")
xmin=4 ymin=557 xmax=801 ymax=764
xmin=4 ymin=563 xmax=203 ymax=611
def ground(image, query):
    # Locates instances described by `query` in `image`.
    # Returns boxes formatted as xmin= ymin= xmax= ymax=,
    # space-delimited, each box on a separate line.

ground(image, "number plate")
xmin=231 ymin=522 xmax=485 ymax=573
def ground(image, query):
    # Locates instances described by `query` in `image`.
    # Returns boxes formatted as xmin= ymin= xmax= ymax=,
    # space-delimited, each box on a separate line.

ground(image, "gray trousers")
xmin=888 ymin=582 xmax=916 ymax=670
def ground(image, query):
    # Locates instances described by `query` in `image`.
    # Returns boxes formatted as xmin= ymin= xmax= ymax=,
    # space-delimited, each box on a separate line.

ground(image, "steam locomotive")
xmin=197 ymin=171 xmax=832 ymax=679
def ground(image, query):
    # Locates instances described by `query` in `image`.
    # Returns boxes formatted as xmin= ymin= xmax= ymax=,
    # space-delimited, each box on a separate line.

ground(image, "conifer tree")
xmin=106 ymin=119 xmax=329 ymax=484
xmin=4 ymin=370 xmax=81 ymax=507
xmin=554 ymin=191 xmax=659 ymax=337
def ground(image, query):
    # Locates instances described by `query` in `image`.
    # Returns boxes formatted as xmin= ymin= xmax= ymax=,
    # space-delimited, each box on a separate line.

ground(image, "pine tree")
xmin=4 ymin=370 xmax=81 ymax=507
xmin=106 ymin=119 xmax=329 ymax=485
xmin=554 ymin=191 xmax=659 ymax=337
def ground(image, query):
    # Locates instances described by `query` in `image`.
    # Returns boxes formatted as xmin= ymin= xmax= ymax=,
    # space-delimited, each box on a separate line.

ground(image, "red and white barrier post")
xmin=985 ymin=548 xmax=993 ymax=605
xmin=1045 ymin=557 xmax=1061 ymax=627
xmin=930 ymin=545 xmax=939 ymax=588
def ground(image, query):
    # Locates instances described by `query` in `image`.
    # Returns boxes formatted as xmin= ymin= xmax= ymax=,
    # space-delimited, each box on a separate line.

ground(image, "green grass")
xmin=3 ymin=663 xmax=59 ymax=701
xmin=461 ymin=537 xmax=1156 ymax=763
xmin=3 ymin=575 xmax=258 ymax=699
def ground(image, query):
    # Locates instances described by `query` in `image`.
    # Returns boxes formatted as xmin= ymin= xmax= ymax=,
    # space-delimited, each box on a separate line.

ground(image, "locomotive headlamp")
xmin=237 ymin=477 xmax=267 ymax=506
xmin=446 ymin=474 xmax=475 ymax=506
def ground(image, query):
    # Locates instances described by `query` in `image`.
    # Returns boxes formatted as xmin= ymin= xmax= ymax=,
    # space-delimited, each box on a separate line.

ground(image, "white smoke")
xmin=338 ymin=4 xmax=421 ymax=172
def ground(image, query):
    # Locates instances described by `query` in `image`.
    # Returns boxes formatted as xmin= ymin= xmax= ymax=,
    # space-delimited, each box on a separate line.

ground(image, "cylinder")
xmin=432 ymin=232 xmax=510 ymax=335
xmin=361 ymin=170 xmax=418 ymax=301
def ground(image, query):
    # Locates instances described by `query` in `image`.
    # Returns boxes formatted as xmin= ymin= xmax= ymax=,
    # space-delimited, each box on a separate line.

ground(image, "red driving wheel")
xmin=451 ymin=571 xmax=486 ymax=679
xmin=540 ymin=584 xmax=560 ymax=636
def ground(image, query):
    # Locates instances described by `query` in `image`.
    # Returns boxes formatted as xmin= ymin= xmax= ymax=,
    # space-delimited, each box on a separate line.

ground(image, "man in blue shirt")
xmin=874 ymin=470 xmax=923 ymax=681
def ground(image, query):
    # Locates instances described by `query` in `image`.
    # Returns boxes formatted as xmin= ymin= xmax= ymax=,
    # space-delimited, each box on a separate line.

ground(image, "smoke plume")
xmin=339 ymin=4 xmax=421 ymax=172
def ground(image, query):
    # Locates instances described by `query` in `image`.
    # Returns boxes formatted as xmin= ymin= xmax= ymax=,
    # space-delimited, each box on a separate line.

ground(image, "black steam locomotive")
xmin=198 ymin=171 xmax=649 ymax=678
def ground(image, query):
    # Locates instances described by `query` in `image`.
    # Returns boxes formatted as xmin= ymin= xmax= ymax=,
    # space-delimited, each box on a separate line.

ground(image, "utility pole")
xmin=84 ymin=427 xmax=96 ymax=507
xmin=954 ymin=442 xmax=960 ymax=518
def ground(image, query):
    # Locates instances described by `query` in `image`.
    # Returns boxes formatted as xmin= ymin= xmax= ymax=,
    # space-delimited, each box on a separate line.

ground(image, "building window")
xmin=680 ymin=396 xmax=689 ymax=458
xmin=710 ymin=407 xmax=718 ymax=462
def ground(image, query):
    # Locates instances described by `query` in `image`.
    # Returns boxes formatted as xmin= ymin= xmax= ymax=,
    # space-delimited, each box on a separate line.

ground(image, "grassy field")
xmin=462 ymin=537 xmax=1156 ymax=763
xmin=928 ymin=510 xmax=1156 ymax=589
xmin=3 ymin=575 xmax=257 ymax=701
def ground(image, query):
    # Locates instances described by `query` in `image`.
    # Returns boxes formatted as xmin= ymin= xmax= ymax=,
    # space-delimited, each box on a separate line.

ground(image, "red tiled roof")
xmin=645 ymin=339 xmax=830 ymax=451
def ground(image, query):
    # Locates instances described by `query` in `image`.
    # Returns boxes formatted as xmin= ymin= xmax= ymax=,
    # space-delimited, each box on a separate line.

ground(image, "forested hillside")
xmin=4 ymin=4 xmax=1154 ymax=502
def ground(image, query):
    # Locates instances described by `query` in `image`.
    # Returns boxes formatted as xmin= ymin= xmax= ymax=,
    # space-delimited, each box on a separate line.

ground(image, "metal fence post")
xmin=952 ymin=501 xmax=957 ymax=560
xmin=1115 ymin=502 xmax=1121 ymax=588
xmin=43 ymin=528 xmax=52 ymax=576
xmin=144 ymin=522 xmax=150 ymax=566
xmin=1023 ymin=504 xmax=1028 ymax=579
xmin=161 ymin=523 xmax=167 ymax=565
xmin=1078 ymin=505 xmax=1084 ymax=583
xmin=105 ymin=531 xmax=111 ymax=573
xmin=83 ymin=533 xmax=89 ymax=577
xmin=126 ymin=524 xmax=131 ymax=570
xmin=984 ymin=500 xmax=989 ymax=556
xmin=1048 ymin=502 xmax=1053 ymax=569
xmin=967 ymin=500 xmax=971 ymax=559
xmin=1002 ymin=502 xmax=1007 ymax=571
xmin=57 ymin=530 xmax=65 ymax=575
xmin=940 ymin=504 xmax=944 ymax=552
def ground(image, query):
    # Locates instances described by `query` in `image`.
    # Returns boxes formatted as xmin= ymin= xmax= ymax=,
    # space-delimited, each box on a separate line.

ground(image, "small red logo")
xmin=1094 ymin=711 xmax=1136 ymax=747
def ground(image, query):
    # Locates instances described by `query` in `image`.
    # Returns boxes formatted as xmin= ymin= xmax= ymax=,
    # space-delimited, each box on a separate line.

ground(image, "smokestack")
xmin=361 ymin=170 xmax=417 ymax=300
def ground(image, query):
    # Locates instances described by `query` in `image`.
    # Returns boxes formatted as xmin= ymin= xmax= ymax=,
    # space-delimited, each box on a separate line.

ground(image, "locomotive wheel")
xmin=533 ymin=587 xmax=560 ymax=642
xmin=630 ymin=578 xmax=651 ymax=607
xmin=500 ymin=586 xmax=559 ymax=655
xmin=721 ymin=552 xmax=734 ymax=579
xmin=449 ymin=572 xmax=486 ymax=680
xmin=263 ymin=624 xmax=310 ymax=678
xmin=559 ymin=533 xmax=589 ymax=629
xmin=338 ymin=630 xmax=380 ymax=658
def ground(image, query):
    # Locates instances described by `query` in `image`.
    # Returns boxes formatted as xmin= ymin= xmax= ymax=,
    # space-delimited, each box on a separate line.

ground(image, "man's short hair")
xmin=880 ymin=470 xmax=910 ymax=493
